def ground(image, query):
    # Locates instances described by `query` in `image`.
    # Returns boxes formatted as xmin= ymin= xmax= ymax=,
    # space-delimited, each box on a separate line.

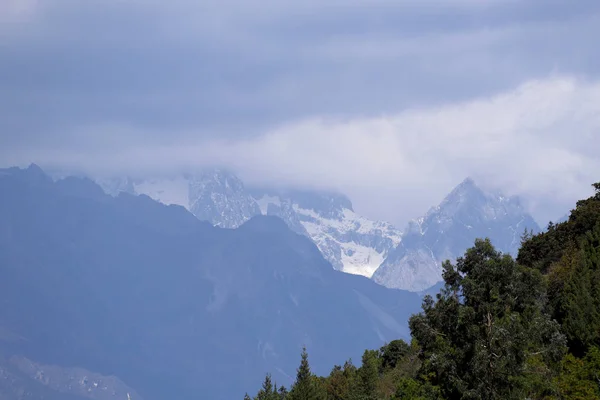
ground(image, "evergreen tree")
xmin=357 ymin=350 xmax=379 ymax=399
xmin=555 ymin=347 xmax=600 ymax=399
xmin=289 ymin=346 xmax=319 ymax=400
xmin=380 ymin=339 xmax=410 ymax=370
xmin=325 ymin=365 xmax=350 ymax=400
xmin=257 ymin=373 xmax=276 ymax=400
xmin=546 ymin=223 xmax=600 ymax=356
xmin=278 ymin=385 xmax=289 ymax=399
xmin=562 ymin=234 xmax=600 ymax=351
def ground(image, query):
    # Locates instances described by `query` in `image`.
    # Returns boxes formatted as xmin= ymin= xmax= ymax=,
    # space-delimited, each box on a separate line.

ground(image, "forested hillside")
xmin=246 ymin=183 xmax=600 ymax=399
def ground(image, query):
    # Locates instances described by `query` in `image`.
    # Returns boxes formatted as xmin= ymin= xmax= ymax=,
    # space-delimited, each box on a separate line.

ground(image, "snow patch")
xmin=340 ymin=243 xmax=386 ymax=278
xmin=293 ymin=205 xmax=401 ymax=277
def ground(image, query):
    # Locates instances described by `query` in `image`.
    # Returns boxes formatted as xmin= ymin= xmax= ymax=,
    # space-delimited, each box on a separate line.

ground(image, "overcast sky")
xmin=1 ymin=0 xmax=599 ymax=226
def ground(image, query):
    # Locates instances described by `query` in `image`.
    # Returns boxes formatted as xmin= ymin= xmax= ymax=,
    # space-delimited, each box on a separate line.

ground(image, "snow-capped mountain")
xmin=96 ymin=172 xmax=539 ymax=289
xmin=252 ymin=189 xmax=402 ymax=277
xmin=372 ymin=178 xmax=541 ymax=292
xmin=95 ymin=170 xmax=401 ymax=277
xmin=188 ymin=170 xmax=261 ymax=228
xmin=96 ymin=170 xmax=261 ymax=229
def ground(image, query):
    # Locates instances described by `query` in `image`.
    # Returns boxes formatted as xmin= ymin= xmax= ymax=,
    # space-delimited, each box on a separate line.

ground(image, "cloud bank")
xmin=4 ymin=76 xmax=599 ymax=226
xmin=1 ymin=0 xmax=599 ymax=225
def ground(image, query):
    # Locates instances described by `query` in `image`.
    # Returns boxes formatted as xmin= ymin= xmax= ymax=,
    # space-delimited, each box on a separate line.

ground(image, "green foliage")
xmin=518 ymin=182 xmax=600 ymax=274
xmin=288 ymin=347 xmax=321 ymax=400
xmin=246 ymin=374 xmax=287 ymax=400
xmin=523 ymin=185 xmax=600 ymax=356
xmin=555 ymin=226 xmax=600 ymax=355
xmin=379 ymin=340 xmax=410 ymax=370
xmin=409 ymin=239 xmax=566 ymax=399
xmin=391 ymin=378 xmax=441 ymax=400
xmin=247 ymin=181 xmax=600 ymax=400
xmin=278 ymin=385 xmax=289 ymax=399
xmin=357 ymin=350 xmax=379 ymax=399
xmin=324 ymin=362 xmax=355 ymax=400
xmin=555 ymin=347 xmax=600 ymax=399
xmin=256 ymin=374 xmax=278 ymax=400
xmin=392 ymin=378 xmax=422 ymax=399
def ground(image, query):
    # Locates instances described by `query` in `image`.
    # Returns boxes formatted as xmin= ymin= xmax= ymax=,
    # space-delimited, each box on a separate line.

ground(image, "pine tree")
xmin=257 ymin=373 xmax=275 ymax=400
xmin=289 ymin=346 xmax=319 ymax=400
xmin=325 ymin=365 xmax=350 ymax=400
xmin=278 ymin=385 xmax=288 ymax=399
xmin=358 ymin=350 xmax=379 ymax=399
xmin=548 ymin=222 xmax=600 ymax=356
xmin=297 ymin=346 xmax=311 ymax=382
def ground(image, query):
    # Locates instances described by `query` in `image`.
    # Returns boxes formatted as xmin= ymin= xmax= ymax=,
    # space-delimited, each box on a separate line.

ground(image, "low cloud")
xmin=5 ymin=76 xmax=599 ymax=226
xmin=1 ymin=1 xmax=599 ymax=226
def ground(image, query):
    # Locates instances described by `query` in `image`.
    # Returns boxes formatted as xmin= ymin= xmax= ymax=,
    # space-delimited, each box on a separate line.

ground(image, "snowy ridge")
xmin=188 ymin=170 xmax=261 ymax=228
xmin=95 ymin=172 xmax=539 ymax=290
xmin=96 ymin=171 xmax=261 ymax=228
xmin=96 ymin=171 xmax=401 ymax=277
xmin=256 ymin=194 xmax=402 ymax=277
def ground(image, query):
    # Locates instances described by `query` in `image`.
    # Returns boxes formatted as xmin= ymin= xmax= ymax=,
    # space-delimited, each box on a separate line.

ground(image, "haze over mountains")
xmin=0 ymin=165 xmax=420 ymax=399
xmin=94 ymin=169 xmax=541 ymax=291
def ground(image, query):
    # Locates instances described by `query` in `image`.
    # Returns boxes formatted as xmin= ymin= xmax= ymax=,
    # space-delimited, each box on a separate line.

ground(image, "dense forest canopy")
xmin=246 ymin=182 xmax=600 ymax=399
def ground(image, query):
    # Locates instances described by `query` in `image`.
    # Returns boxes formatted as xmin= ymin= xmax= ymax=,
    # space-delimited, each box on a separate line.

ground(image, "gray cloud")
xmin=1 ymin=0 xmax=599 ymax=225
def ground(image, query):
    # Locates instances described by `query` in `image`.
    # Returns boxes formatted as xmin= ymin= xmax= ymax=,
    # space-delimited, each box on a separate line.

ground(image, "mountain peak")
xmin=191 ymin=168 xmax=246 ymax=194
xmin=435 ymin=177 xmax=525 ymax=221
xmin=27 ymin=163 xmax=45 ymax=174
xmin=374 ymin=178 xmax=540 ymax=292
xmin=0 ymin=164 xmax=51 ymax=186
xmin=458 ymin=176 xmax=477 ymax=188
xmin=188 ymin=169 xmax=261 ymax=228
xmin=444 ymin=176 xmax=483 ymax=199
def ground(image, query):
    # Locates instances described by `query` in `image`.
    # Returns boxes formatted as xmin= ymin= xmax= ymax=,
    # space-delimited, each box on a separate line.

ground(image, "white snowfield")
xmin=255 ymin=195 xmax=403 ymax=278
xmin=290 ymin=206 xmax=401 ymax=278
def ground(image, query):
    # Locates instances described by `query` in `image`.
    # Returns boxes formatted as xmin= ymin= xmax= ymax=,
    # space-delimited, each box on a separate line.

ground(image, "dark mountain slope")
xmin=0 ymin=165 xmax=420 ymax=400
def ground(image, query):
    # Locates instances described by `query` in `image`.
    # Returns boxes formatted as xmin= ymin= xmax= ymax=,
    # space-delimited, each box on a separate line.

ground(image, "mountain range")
xmin=97 ymin=171 xmax=402 ymax=279
xmin=95 ymin=170 xmax=541 ymax=292
xmin=0 ymin=165 xmax=421 ymax=399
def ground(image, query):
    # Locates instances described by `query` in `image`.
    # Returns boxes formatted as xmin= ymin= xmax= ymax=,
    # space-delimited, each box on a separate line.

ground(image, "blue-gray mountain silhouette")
xmin=0 ymin=165 xmax=420 ymax=400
